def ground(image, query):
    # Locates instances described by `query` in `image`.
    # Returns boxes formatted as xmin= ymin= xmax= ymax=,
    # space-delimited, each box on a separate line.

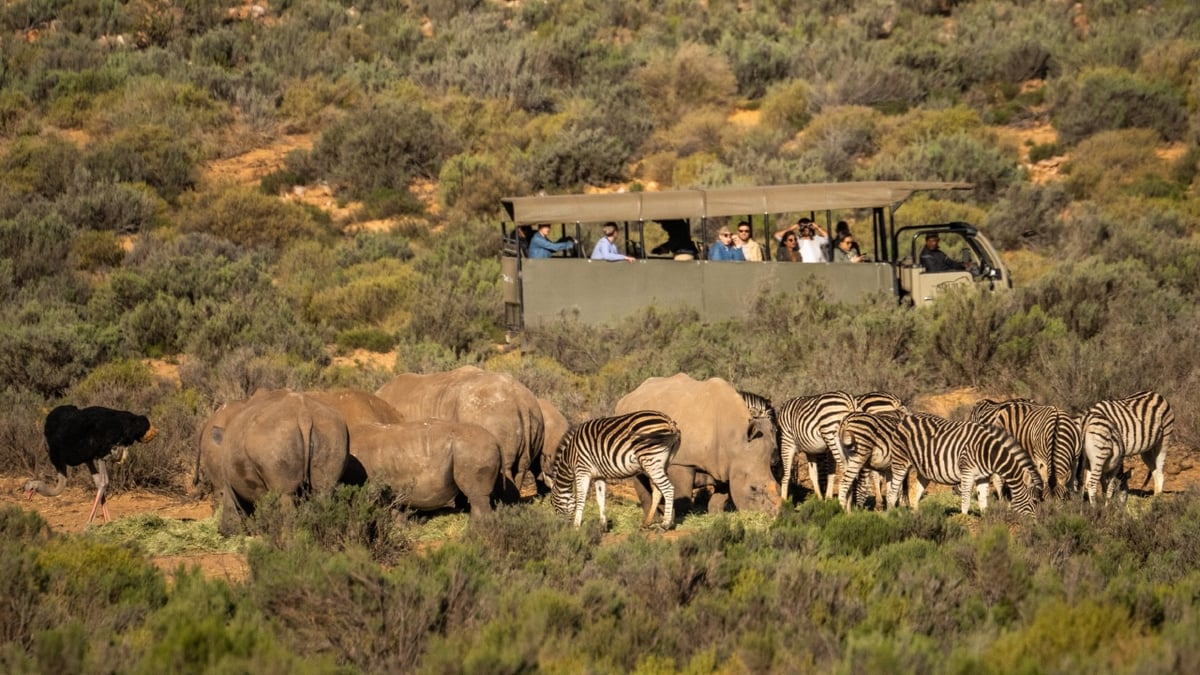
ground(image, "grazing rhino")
xmin=376 ymin=366 xmax=543 ymax=501
xmin=616 ymin=373 xmax=781 ymax=517
xmin=305 ymin=389 xmax=405 ymax=485
xmin=197 ymin=389 xmax=349 ymax=535
xmin=348 ymin=420 xmax=501 ymax=518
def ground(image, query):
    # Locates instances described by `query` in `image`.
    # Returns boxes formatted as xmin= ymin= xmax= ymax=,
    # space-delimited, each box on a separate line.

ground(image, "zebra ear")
xmin=746 ymin=418 xmax=762 ymax=441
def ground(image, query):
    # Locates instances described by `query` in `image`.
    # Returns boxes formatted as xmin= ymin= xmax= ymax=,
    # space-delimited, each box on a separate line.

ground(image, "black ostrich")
xmin=24 ymin=405 xmax=158 ymax=525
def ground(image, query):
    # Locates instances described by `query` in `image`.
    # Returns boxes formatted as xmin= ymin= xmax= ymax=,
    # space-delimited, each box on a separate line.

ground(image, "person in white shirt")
xmin=774 ymin=218 xmax=828 ymax=263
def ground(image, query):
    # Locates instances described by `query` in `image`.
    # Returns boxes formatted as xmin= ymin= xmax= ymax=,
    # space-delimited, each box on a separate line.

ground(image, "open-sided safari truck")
xmin=500 ymin=181 xmax=1011 ymax=330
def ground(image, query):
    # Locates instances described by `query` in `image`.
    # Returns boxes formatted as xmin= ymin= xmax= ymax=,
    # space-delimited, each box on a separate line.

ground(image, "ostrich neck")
xmin=32 ymin=472 xmax=69 ymax=496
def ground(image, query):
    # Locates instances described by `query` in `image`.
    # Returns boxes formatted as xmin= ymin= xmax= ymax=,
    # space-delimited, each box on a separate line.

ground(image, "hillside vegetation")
xmin=1 ymin=1 xmax=1199 ymax=670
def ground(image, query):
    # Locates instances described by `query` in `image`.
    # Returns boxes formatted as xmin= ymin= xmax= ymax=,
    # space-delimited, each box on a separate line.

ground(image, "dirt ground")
xmin=3 ymin=435 xmax=1197 ymax=586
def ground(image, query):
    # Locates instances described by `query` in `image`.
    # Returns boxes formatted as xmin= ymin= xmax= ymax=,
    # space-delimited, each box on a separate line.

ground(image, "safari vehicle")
xmin=500 ymin=181 xmax=1011 ymax=330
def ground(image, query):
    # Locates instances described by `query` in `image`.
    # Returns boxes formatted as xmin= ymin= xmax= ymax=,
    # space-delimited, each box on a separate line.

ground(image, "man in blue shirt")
xmin=591 ymin=223 xmax=636 ymax=263
xmin=528 ymin=223 xmax=575 ymax=259
xmin=708 ymin=226 xmax=745 ymax=261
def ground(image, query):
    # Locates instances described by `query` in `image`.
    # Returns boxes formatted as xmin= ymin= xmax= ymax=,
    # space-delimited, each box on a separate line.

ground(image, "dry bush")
xmin=1063 ymin=129 xmax=1177 ymax=201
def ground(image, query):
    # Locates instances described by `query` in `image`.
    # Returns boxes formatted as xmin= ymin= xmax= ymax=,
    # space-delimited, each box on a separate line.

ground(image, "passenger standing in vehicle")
xmin=919 ymin=233 xmax=968 ymax=272
xmin=529 ymin=223 xmax=576 ymax=259
xmin=834 ymin=234 xmax=866 ymax=263
xmin=776 ymin=218 xmax=829 ymax=262
xmin=591 ymin=223 xmax=636 ymax=263
xmin=709 ymin=226 xmax=746 ymax=261
xmin=733 ymin=221 xmax=763 ymax=261
xmin=775 ymin=232 xmax=801 ymax=262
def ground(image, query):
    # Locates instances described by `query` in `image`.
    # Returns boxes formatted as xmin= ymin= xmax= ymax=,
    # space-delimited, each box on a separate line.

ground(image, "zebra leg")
xmin=573 ymin=473 xmax=592 ymax=527
xmin=959 ymin=471 xmax=975 ymax=515
xmin=886 ymin=465 xmax=907 ymax=509
xmin=976 ymin=480 xmax=989 ymax=513
xmin=911 ymin=476 xmax=928 ymax=509
xmin=1145 ymin=446 xmax=1165 ymax=496
xmin=780 ymin=433 xmax=796 ymax=503
xmin=807 ymin=458 xmax=823 ymax=500
xmin=594 ymin=480 xmax=608 ymax=529
xmin=645 ymin=470 xmax=675 ymax=529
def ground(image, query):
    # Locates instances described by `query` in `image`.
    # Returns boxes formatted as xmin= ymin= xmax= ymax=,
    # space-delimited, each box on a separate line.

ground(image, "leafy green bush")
xmin=332 ymin=323 xmax=395 ymax=353
xmin=1063 ymin=128 xmax=1179 ymax=201
xmin=861 ymin=131 xmax=1020 ymax=203
xmin=0 ymin=134 xmax=81 ymax=200
xmin=636 ymin=42 xmax=738 ymax=125
xmin=982 ymin=181 xmax=1071 ymax=251
xmin=310 ymin=98 xmax=450 ymax=202
xmin=1052 ymin=67 xmax=1189 ymax=145
xmin=1027 ymin=141 xmax=1060 ymax=164
xmin=83 ymin=125 xmax=199 ymax=204
xmin=69 ymin=229 xmax=124 ymax=270
xmin=176 ymin=185 xmax=335 ymax=251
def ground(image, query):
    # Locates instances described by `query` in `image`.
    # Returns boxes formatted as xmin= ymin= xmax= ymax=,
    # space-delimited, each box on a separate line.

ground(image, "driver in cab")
xmin=919 ymin=233 xmax=973 ymax=273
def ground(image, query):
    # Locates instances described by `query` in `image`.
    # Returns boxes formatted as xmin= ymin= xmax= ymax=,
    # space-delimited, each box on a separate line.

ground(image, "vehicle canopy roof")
xmin=501 ymin=180 xmax=972 ymax=225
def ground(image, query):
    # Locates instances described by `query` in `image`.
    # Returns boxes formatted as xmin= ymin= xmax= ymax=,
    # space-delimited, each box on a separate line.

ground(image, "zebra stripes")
xmin=836 ymin=410 xmax=907 ymax=512
xmin=970 ymin=399 xmax=1081 ymax=499
xmin=1081 ymin=390 xmax=1173 ymax=502
xmin=738 ymin=390 xmax=776 ymax=425
xmin=839 ymin=411 xmax=1042 ymax=515
xmin=854 ymin=392 xmax=908 ymax=415
xmin=550 ymin=410 xmax=681 ymax=528
xmin=776 ymin=391 xmax=855 ymax=501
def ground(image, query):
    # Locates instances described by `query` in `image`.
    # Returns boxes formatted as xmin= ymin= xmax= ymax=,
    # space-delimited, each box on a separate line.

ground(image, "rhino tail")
xmin=298 ymin=399 xmax=317 ymax=496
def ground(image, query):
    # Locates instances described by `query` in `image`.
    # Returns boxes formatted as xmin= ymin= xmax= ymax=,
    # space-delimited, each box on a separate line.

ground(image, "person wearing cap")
xmin=528 ymin=223 xmax=575 ymax=259
xmin=919 ymin=233 xmax=967 ymax=272
xmin=591 ymin=222 xmax=636 ymax=262
xmin=708 ymin=226 xmax=746 ymax=261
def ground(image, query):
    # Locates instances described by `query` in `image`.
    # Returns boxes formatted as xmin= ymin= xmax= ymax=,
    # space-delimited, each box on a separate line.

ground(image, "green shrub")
xmin=1052 ymin=67 xmax=1189 ymax=145
xmin=0 ymin=88 xmax=32 ymax=136
xmin=83 ymin=125 xmax=199 ymax=204
xmin=176 ymin=185 xmax=334 ymax=251
xmin=982 ymin=181 xmax=1071 ymax=251
xmin=37 ymin=536 xmax=167 ymax=632
xmin=861 ymin=131 xmax=1020 ymax=203
xmin=793 ymin=105 xmax=881 ymax=180
xmin=720 ymin=31 xmax=794 ymax=99
xmin=310 ymin=98 xmax=450 ymax=202
xmin=336 ymin=327 xmax=397 ymax=353
xmin=305 ymin=259 xmax=417 ymax=330
xmin=758 ymin=78 xmax=816 ymax=132
xmin=0 ymin=134 xmax=82 ymax=200
xmin=1063 ymin=128 xmax=1174 ymax=201
xmin=636 ymin=42 xmax=738 ymax=125
xmin=1028 ymin=142 xmax=1060 ymax=164
xmin=0 ymin=301 xmax=102 ymax=397
xmin=69 ymin=229 xmax=124 ymax=270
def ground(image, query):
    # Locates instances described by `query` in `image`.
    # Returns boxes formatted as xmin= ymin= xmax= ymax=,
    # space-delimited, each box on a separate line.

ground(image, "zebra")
xmin=550 ymin=410 xmax=681 ymax=529
xmin=1080 ymin=390 xmax=1173 ymax=503
xmin=875 ymin=413 xmax=1043 ymax=515
xmin=738 ymin=390 xmax=776 ymax=426
xmin=836 ymin=410 xmax=909 ymax=512
xmin=847 ymin=391 xmax=908 ymax=506
xmin=775 ymin=391 xmax=856 ymax=502
xmin=970 ymin=398 xmax=1080 ymax=499
xmin=853 ymin=391 xmax=908 ymax=414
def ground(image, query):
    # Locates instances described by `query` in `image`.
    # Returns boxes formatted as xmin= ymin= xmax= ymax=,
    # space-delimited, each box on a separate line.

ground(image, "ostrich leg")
xmin=85 ymin=459 xmax=110 ymax=524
